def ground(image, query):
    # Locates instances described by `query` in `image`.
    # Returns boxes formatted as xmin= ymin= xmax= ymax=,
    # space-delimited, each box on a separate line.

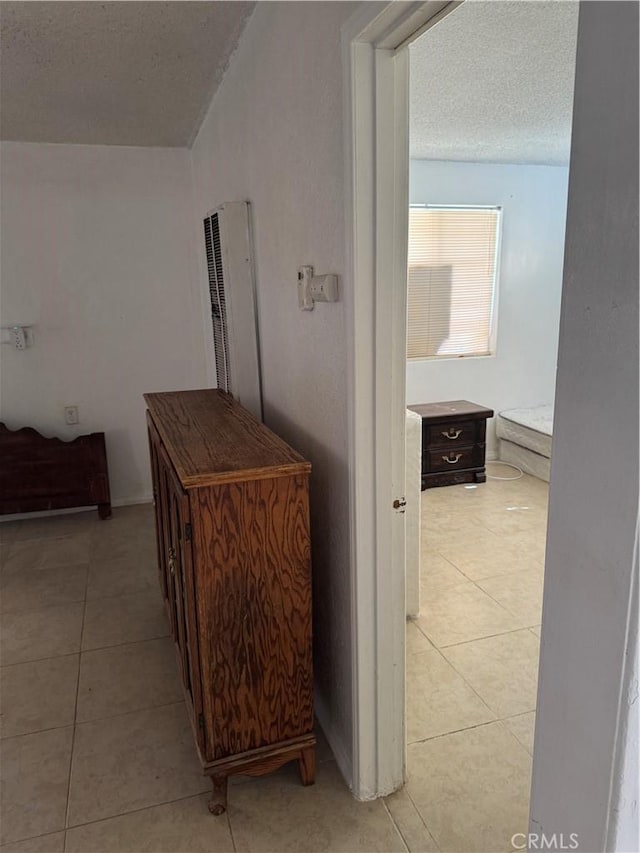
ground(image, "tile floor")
xmin=0 ymin=471 xmax=547 ymax=853
xmin=406 ymin=470 xmax=548 ymax=853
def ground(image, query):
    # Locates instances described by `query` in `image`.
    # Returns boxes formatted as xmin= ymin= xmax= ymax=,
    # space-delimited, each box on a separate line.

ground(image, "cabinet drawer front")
xmin=427 ymin=445 xmax=483 ymax=472
xmin=426 ymin=421 xmax=477 ymax=448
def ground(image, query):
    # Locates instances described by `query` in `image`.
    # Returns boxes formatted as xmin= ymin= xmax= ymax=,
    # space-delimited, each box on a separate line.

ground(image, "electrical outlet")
xmin=64 ymin=406 xmax=79 ymax=425
xmin=10 ymin=327 xmax=26 ymax=349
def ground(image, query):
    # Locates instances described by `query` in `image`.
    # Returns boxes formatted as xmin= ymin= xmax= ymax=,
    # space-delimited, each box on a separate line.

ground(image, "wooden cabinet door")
xmin=194 ymin=474 xmax=314 ymax=762
xmin=161 ymin=449 xmax=204 ymax=751
xmin=147 ymin=417 xmax=169 ymax=605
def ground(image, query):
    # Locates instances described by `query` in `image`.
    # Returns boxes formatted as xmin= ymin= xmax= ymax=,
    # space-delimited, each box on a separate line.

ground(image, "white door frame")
xmin=342 ymin=0 xmax=461 ymax=799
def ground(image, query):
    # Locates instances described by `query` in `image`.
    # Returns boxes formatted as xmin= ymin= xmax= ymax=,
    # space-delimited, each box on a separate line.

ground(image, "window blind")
xmin=407 ymin=206 xmax=500 ymax=360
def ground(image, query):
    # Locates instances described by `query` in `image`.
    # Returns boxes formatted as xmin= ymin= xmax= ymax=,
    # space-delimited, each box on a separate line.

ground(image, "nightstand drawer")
xmin=427 ymin=420 xmax=477 ymax=448
xmin=426 ymin=445 xmax=483 ymax=473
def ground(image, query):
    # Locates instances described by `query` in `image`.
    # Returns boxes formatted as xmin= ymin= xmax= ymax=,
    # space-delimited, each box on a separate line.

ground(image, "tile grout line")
xmin=407 ymin=704 xmax=537 ymax=749
xmin=64 ymin=789 xmax=211 ymax=834
xmin=226 ymin=807 xmax=238 ymax=853
xmin=409 ymin=643 xmax=498 ymax=724
xmin=438 ymin=623 xmax=541 ymax=650
xmin=75 ymin=699 xmax=187 ymax=729
xmin=380 ymin=796 xmax=410 ymax=853
xmin=0 ymin=650 xmax=81 ymax=671
xmin=408 ymin=715 xmax=511 ymax=747
xmin=420 ymin=623 xmax=540 ymax=652
xmin=1 ymin=698 xmax=189 ymax=743
xmin=8 ymin=789 xmax=213 ymax=847
xmin=80 ymin=631 xmax=170 ymax=656
xmin=63 ymin=572 xmax=89 ymax=842
xmin=404 ymin=785 xmax=442 ymax=852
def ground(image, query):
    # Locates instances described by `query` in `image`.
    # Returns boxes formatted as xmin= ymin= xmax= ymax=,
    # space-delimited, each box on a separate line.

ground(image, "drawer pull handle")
xmin=168 ymin=547 xmax=176 ymax=576
xmin=442 ymin=453 xmax=462 ymax=464
xmin=441 ymin=428 xmax=462 ymax=440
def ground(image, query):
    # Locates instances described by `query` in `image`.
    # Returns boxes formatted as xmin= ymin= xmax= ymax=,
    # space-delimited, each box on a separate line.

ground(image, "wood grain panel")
xmin=144 ymin=390 xmax=310 ymax=489
xmin=193 ymin=474 xmax=313 ymax=762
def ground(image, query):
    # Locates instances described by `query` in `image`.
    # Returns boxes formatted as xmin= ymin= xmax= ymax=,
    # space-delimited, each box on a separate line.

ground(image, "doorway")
xmin=402 ymin=4 xmax=578 ymax=849
xmin=344 ymin=2 xmax=638 ymax=850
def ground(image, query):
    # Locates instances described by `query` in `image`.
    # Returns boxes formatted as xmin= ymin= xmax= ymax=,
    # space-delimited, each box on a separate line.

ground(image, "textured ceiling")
xmin=0 ymin=1 xmax=255 ymax=146
xmin=410 ymin=0 xmax=579 ymax=165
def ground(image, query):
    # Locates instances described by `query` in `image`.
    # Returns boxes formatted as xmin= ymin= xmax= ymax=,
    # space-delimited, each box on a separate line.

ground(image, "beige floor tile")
xmin=82 ymin=591 xmax=167 ymax=650
xmin=13 ymin=512 xmax=98 ymax=542
xmin=86 ymin=553 xmax=157 ymax=600
xmin=478 ymin=506 xmax=548 ymax=537
xmin=0 ymin=603 xmax=84 ymax=665
xmin=407 ymin=649 xmax=495 ymax=743
xmin=1 ymin=541 xmax=47 ymax=574
xmin=383 ymin=787 xmax=439 ymax=852
xmin=478 ymin=569 xmax=544 ymax=626
xmin=89 ymin=525 xmax=156 ymax=564
xmin=229 ymin=760 xmax=405 ymax=852
xmin=530 ymin=626 xmax=541 ymax=638
xmin=504 ymin=712 xmax=536 ymax=754
xmin=0 ymin=522 xmax=20 ymax=546
xmin=442 ymin=629 xmax=540 ymax=718
xmin=39 ymin=536 xmax=91 ymax=569
xmin=415 ymin=582 xmax=522 ymax=647
xmin=67 ymin=702 xmax=207 ymax=826
xmin=65 ymin=794 xmax=233 ymax=852
xmin=406 ymin=621 xmax=433 ymax=656
xmin=406 ymin=721 xmax=532 ymax=853
xmin=0 ymin=831 xmax=65 ymax=853
xmin=420 ymin=552 xmax=468 ymax=592
xmin=478 ymin=473 xmax=549 ymax=504
xmin=0 ymin=727 xmax=73 ymax=844
xmin=500 ymin=530 xmax=548 ymax=563
xmin=89 ymin=504 xmax=154 ymax=540
xmin=0 ymin=565 xmax=88 ymax=614
xmin=77 ymin=637 xmax=182 ymax=722
xmin=436 ymin=538 xmax=543 ymax=582
xmin=2 ymin=536 xmax=90 ymax=575
xmin=421 ymin=514 xmax=494 ymax=552
xmin=0 ymin=655 xmax=79 ymax=738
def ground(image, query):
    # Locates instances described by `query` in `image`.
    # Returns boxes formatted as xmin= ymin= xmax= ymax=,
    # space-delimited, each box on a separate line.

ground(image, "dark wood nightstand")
xmin=408 ymin=400 xmax=494 ymax=490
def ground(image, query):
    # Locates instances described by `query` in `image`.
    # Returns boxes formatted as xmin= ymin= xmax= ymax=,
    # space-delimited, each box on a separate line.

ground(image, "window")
xmin=407 ymin=205 xmax=501 ymax=360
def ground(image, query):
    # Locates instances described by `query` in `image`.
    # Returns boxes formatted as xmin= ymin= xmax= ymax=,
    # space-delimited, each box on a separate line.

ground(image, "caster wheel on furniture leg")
xmin=208 ymin=801 xmax=226 ymax=816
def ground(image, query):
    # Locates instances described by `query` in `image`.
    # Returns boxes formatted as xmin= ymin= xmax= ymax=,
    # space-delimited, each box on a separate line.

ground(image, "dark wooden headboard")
xmin=0 ymin=423 xmax=111 ymax=518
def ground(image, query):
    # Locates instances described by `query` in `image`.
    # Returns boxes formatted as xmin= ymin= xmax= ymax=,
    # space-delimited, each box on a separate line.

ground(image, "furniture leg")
xmin=474 ymin=471 xmax=486 ymax=483
xmin=208 ymin=774 xmax=228 ymax=815
xmin=98 ymin=502 xmax=112 ymax=519
xmin=298 ymin=745 xmax=316 ymax=786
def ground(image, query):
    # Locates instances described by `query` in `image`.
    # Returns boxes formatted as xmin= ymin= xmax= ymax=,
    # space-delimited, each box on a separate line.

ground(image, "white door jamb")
xmin=342 ymin=0 xmax=460 ymax=800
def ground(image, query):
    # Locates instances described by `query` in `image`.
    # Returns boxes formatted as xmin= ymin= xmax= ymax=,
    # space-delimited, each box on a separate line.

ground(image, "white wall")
xmin=189 ymin=1 xmax=358 ymax=781
xmin=408 ymin=160 xmax=569 ymax=453
xmin=0 ymin=142 xmax=206 ymax=504
xmin=530 ymin=3 xmax=639 ymax=850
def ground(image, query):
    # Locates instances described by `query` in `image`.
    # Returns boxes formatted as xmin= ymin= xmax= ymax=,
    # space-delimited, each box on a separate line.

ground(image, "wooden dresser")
xmin=408 ymin=400 xmax=494 ymax=489
xmin=144 ymin=389 xmax=315 ymax=815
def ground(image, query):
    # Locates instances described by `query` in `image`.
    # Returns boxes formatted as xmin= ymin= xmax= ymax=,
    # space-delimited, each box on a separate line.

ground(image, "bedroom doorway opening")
xmin=402 ymin=3 xmax=579 ymax=850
